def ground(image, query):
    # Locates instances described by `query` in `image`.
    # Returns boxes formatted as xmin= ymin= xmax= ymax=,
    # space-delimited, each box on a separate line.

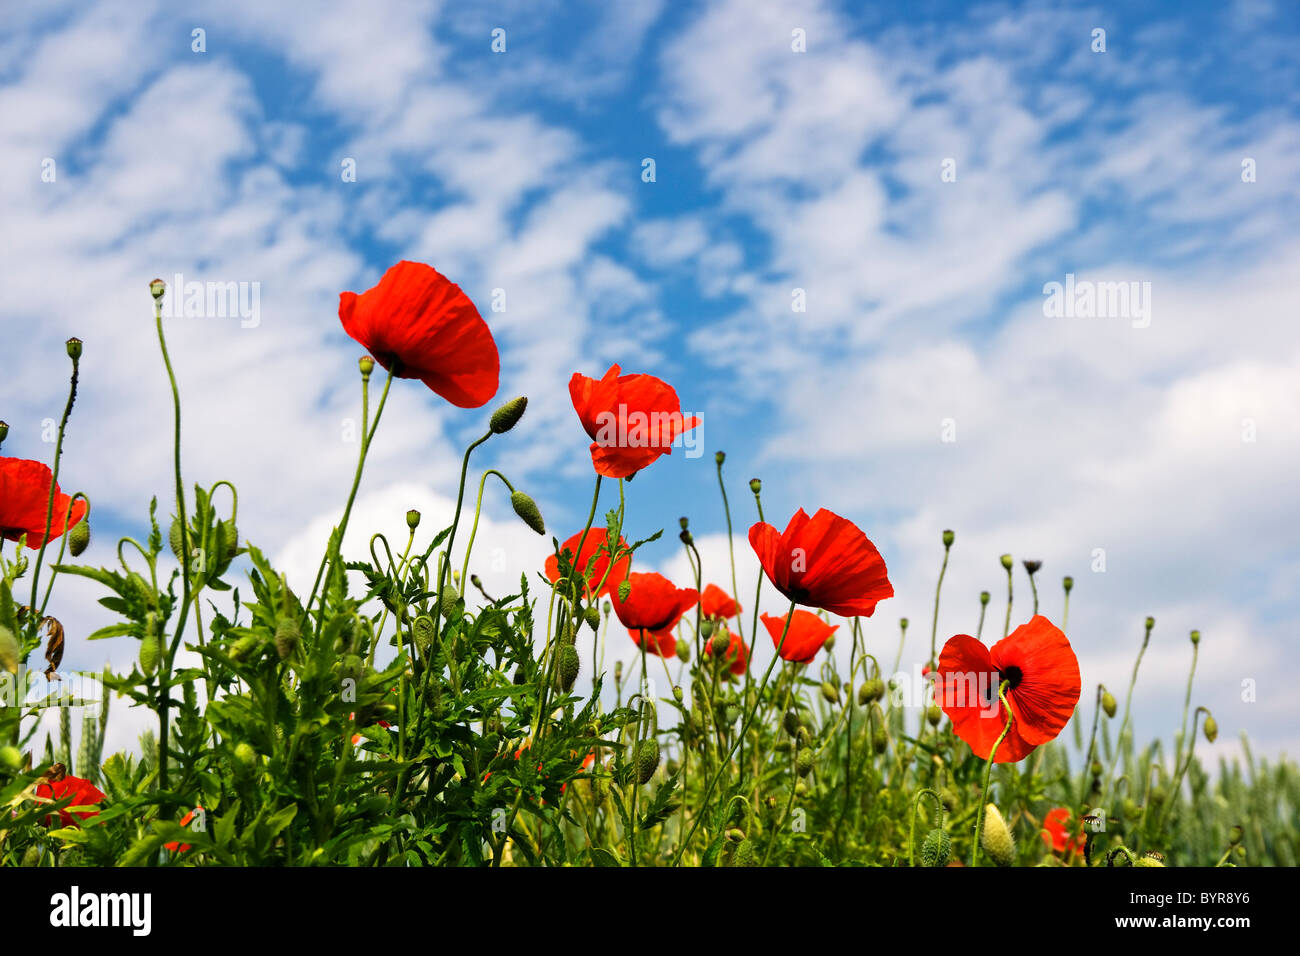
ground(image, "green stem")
xmin=971 ymin=680 xmax=1013 ymax=867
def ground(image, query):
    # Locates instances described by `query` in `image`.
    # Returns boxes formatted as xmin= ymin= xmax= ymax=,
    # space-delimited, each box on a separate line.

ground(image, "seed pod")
xmin=794 ymin=780 xmax=809 ymax=799
xmin=921 ymin=828 xmax=951 ymax=867
xmin=68 ymin=520 xmax=90 ymax=557
xmin=139 ymin=616 xmax=161 ymax=677
xmin=635 ymin=739 xmax=660 ymax=784
xmin=699 ymin=619 xmax=713 ymax=639
xmin=820 ymin=681 xmax=840 ymax=705
xmin=556 ymin=644 xmax=580 ymax=692
xmin=927 ymin=704 xmax=942 ymax=727
xmin=1102 ymin=691 xmax=1117 ymax=718
xmin=1203 ymin=716 xmax=1218 ymax=743
xmin=871 ymin=726 xmax=888 ymax=754
xmin=1228 ymin=824 xmax=1243 ymax=846
xmin=274 ymin=617 xmax=301 ymax=660
xmin=795 ymin=748 xmax=815 ymax=777
xmin=981 ymin=804 xmax=1016 ymax=866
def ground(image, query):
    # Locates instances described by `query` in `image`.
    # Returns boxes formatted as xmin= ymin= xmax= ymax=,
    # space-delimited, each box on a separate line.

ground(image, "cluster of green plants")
xmin=1 ymin=279 xmax=1292 ymax=868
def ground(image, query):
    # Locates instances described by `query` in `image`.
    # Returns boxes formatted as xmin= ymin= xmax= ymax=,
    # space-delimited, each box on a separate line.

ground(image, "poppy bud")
xmin=921 ymin=828 xmax=951 ymax=867
xmin=1190 ymin=629 xmax=1200 ymax=645
xmin=979 ymin=591 xmax=990 ymax=606
xmin=726 ymin=827 xmax=745 ymax=843
xmin=1063 ymin=576 xmax=1074 ymax=593
xmin=0 ymin=745 xmax=21 ymax=772
xmin=796 ymin=748 xmax=814 ymax=777
xmin=700 ymin=619 xmax=713 ymax=639
xmin=275 ymin=618 xmax=301 ymax=660
xmin=1102 ymin=690 xmax=1117 ymax=718
xmin=729 ymin=837 xmax=756 ymax=867
xmin=229 ymin=634 xmax=261 ymax=662
xmin=358 ymin=355 xmax=375 ymax=377
xmin=440 ymin=585 xmax=459 ymax=616
xmin=1145 ymin=616 xmax=1155 ymax=630
xmin=1204 ymin=715 xmax=1218 ymax=743
xmin=709 ymin=633 xmax=730 ymax=658
xmin=1123 ymin=798 xmax=1140 ymax=819
xmin=820 ymin=681 xmax=840 ymax=705
xmin=1228 ymin=824 xmax=1243 ymax=845
xmin=676 ymin=640 xmax=690 ymax=663
xmin=1235 ymin=845 xmax=1245 ymax=859
xmin=21 ymin=845 xmax=41 ymax=867
xmin=715 ymin=451 xmax=725 ymax=465
xmin=672 ymin=685 xmax=683 ymax=703
xmin=796 ymin=726 xmax=810 ymax=749
xmin=1023 ymin=559 xmax=1041 ymax=575
xmin=679 ymin=516 xmax=689 ymax=531
xmin=823 ymin=632 xmax=836 ymax=651
xmin=635 ymin=739 xmax=660 ymax=784
xmin=1134 ymin=852 xmax=1165 ymax=867
xmin=679 ymin=528 xmax=693 ymax=546
xmin=981 ymin=804 xmax=1016 ymax=866
xmin=489 ymin=396 xmax=528 ymax=434
xmin=871 ymin=726 xmax=888 ymax=753
xmin=617 ymin=578 xmax=632 ymax=602
xmin=900 ymin=617 xmax=909 ymax=631
xmin=942 ymin=529 xmax=954 ymax=548
xmin=68 ymin=519 xmax=90 ymax=557
xmin=1090 ymin=761 xmax=1103 ymax=777
xmin=783 ymin=709 xmax=801 ymax=737
xmin=406 ymin=509 xmax=421 ymax=530
xmin=0 ymin=421 xmax=9 ymax=446
xmin=749 ymin=478 xmax=762 ymax=494
xmin=1150 ymin=786 xmax=1168 ymax=805
xmin=234 ymin=742 xmax=257 ymax=768
xmin=558 ymin=616 xmax=576 ymax=646
xmin=556 ymin=644 xmax=580 ymax=692
xmin=150 ymin=278 xmax=166 ymax=300
xmin=510 ymin=491 xmax=545 ymax=535
xmin=1000 ymin=554 xmax=1013 ymax=570
xmin=139 ymin=616 xmax=161 ymax=677
xmin=65 ymin=337 xmax=82 ymax=360
xmin=512 ymin=665 xmax=526 ymax=685
xmin=927 ymin=704 xmax=942 ymax=727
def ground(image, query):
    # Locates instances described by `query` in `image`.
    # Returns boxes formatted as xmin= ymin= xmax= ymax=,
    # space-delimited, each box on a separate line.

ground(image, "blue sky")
xmin=2 ymin=0 xmax=1298 ymax=762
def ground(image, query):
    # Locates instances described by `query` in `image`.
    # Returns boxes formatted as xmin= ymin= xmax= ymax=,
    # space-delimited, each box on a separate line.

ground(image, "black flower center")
xmin=999 ymin=665 xmax=1024 ymax=691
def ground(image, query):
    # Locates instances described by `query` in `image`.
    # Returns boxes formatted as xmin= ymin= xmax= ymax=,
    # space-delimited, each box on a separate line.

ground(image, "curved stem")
xmin=971 ymin=680 xmax=1013 ymax=867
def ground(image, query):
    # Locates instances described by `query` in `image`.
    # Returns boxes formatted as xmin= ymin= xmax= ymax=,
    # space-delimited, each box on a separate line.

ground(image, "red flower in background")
xmin=568 ymin=365 xmax=700 ymax=479
xmin=339 ymin=260 xmax=499 ymax=408
xmin=544 ymin=528 xmax=631 ymax=599
xmin=0 ymin=458 xmax=86 ymax=550
xmin=749 ymin=509 xmax=893 ymax=618
xmin=934 ymin=615 xmax=1080 ymax=763
xmin=35 ymin=773 xmax=104 ymax=828
xmin=165 ymin=807 xmax=203 ymax=853
xmin=1041 ymin=807 xmax=1087 ymax=856
xmin=761 ymin=610 xmax=839 ymax=664
xmin=610 ymin=572 xmax=697 ymax=658
xmin=700 ymin=584 xmax=740 ymax=620
xmin=704 ymin=629 xmax=749 ymax=675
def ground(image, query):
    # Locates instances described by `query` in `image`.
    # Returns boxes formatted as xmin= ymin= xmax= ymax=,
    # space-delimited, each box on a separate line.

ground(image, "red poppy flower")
xmin=610 ymin=572 xmax=697 ymax=658
xmin=933 ymin=615 xmax=1081 ymax=763
xmin=0 ymin=457 xmax=87 ymax=550
xmin=700 ymin=584 xmax=740 ymax=620
xmin=748 ymin=509 xmax=893 ymax=617
xmin=35 ymin=774 xmax=104 ymax=828
xmin=165 ymin=807 xmax=203 ymax=853
xmin=568 ymin=365 xmax=700 ymax=479
xmin=544 ymin=528 xmax=631 ymax=599
xmin=704 ymin=628 xmax=749 ymax=675
xmin=339 ymin=260 xmax=499 ymax=408
xmin=761 ymin=610 xmax=839 ymax=664
xmin=1040 ymin=807 xmax=1087 ymax=856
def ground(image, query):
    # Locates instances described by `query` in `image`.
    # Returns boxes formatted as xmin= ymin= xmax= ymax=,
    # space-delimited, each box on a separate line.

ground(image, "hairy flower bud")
xmin=981 ymin=804 xmax=1016 ymax=866
xmin=584 ymin=604 xmax=601 ymax=632
xmin=440 ymin=585 xmax=459 ymax=616
xmin=635 ymin=739 xmax=660 ymax=784
xmin=556 ymin=644 xmax=580 ymax=693
xmin=1102 ymin=691 xmax=1117 ymax=718
xmin=511 ymin=491 xmax=546 ymax=535
xmin=921 ymin=828 xmax=951 ymax=867
xmin=1204 ymin=715 xmax=1218 ymax=743
xmin=68 ymin=519 xmax=90 ymax=557
xmin=489 ymin=396 xmax=528 ymax=434
xmin=274 ymin=617 xmax=301 ymax=660
xmin=139 ymin=615 xmax=161 ymax=677
xmin=820 ymin=681 xmax=840 ymax=705
xmin=676 ymin=640 xmax=690 ymax=663
xmin=796 ymin=748 xmax=814 ymax=777
xmin=927 ymin=704 xmax=942 ymax=727
xmin=783 ymin=709 xmax=801 ymax=737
